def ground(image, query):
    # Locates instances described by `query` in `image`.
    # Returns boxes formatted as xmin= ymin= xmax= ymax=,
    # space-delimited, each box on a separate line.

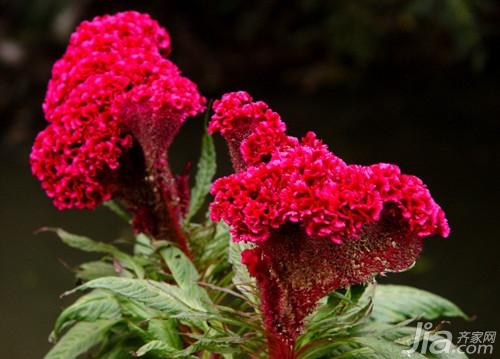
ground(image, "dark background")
xmin=0 ymin=1 xmax=499 ymax=358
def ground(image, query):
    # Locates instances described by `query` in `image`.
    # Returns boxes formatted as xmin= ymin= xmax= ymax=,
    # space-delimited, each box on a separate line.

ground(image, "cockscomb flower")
xmin=43 ymin=11 xmax=172 ymax=117
xmin=209 ymin=92 xmax=450 ymax=356
xmin=30 ymin=11 xmax=205 ymax=255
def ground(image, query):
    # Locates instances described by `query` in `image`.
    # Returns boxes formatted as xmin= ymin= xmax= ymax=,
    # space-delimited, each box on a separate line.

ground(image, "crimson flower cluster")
xmin=30 ymin=11 xmax=205 ymax=210
xmin=209 ymin=91 xmax=450 ymax=355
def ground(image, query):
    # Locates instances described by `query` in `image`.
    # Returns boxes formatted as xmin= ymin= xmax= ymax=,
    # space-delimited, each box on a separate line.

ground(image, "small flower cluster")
xmin=209 ymin=91 xmax=297 ymax=170
xmin=31 ymin=11 xmax=205 ymax=209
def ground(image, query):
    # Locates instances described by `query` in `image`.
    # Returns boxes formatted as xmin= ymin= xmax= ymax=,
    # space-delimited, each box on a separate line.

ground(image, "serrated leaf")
xmin=45 ymin=320 xmax=118 ymax=359
xmin=46 ymin=228 xmax=145 ymax=278
xmin=372 ymin=285 xmax=468 ymax=323
xmin=52 ymin=290 xmax=121 ymax=339
xmin=185 ymin=128 xmax=216 ymax=223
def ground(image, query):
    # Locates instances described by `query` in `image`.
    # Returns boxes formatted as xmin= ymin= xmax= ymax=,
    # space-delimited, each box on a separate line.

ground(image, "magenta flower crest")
xmin=209 ymin=91 xmax=450 ymax=355
xmin=30 ymin=11 xmax=205 ymax=255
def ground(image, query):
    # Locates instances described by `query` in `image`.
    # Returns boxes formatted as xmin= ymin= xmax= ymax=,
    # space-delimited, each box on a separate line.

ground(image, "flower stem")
xmin=153 ymin=156 xmax=192 ymax=259
xmin=268 ymin=332 xmax=296 ymax=359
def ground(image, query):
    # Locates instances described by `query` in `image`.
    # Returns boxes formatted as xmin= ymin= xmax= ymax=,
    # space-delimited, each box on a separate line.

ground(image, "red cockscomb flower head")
xmin=31 ymin=11 xmax=205 ymax=210
xmin=43 ymin=11 xmax=171 ymax=117
xmin=209 ymin=92 xmax=450 ymax=354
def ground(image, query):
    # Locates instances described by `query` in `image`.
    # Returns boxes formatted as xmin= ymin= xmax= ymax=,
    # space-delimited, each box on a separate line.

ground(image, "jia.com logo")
xmin=402 ymin=322 xmax=496 ymax=356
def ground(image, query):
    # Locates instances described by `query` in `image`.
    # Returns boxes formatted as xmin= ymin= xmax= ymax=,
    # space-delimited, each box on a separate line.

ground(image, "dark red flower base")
xmin=243 ymin=204 xmax=424 ymax=352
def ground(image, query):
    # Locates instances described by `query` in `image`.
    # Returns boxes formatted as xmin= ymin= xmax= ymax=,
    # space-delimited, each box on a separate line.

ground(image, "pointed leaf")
xmin=103 ymin=200 xmax=132 ymax=222
xmin=158 ymin=245 xmax=214 ymax=311
xmin=46 ymin=228 xmax=144 ymax=278
xmin=228 ymin=239 xmax=258 ymax=305
xmin=134 ymin=340 xmax=174 ymax=357
xmin=185 ymin=129 xmax=216 ymax=223
xmin=134 ymin=233 xmax=154 ymax=257
xmin=76 ymin=261 xmax=125 ymax=281
xmin=159 ymin=246 xmax=199 ymax=288
xmin=53 ymin=290 xmax=121 ymax=338
xmin=134 ymin=340 xmax=198 ymax=358
xmin=66 ymin=277 xmax=212 ymax=331
xmin=354 ymin=336 xmax=428 ymax=358
xmin=372 ymin=285 xmax=468 ymax=323
xmin=147 ymin=319 xmax=183 ymax=350
xmin=45 ymin=320 xmax=118 ymax=359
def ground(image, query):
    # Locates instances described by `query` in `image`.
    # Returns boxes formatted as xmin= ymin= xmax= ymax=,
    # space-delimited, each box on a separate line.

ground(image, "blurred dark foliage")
xmin=1 ymin=0 xmax=500 ymax=149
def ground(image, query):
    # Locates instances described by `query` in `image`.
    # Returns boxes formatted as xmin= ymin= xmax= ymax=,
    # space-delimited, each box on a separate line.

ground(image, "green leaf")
xmin=300 ymin=284 xmax=375 ymax=346
xmin=98 ymin=341 xmax=135 ymax=359
xmin=158 ymin=244 xmax=214 ymax=312
xmin=47 ymin=227 xmax=116 ymax=252
xmin=190 ymin=221 xmax=231 ymax=286
xmin=159 ymin=245 xmax=200 ymax=288
xmin=45 ymin=320 xmax=118 ymax=359
xmin=134 ymin=340 xmax=175 ymax=357
xmin=347 ymin=322 xmax=468 ymax=359
xmin=185 ymin=127 xmax=216 ymax=223
xmin=371 ymin=285 xmax=468 ymax=323
xmin=297 ymin=338 xmax=370 ymax=359
xmin=299 ymin=335 xmax=429 ymax=359
xmin=228 ymin=238 xmax=258 ymax=305
xmin=187 ymin=333 xmax=245 ymax=354
xmin=424 ymin=333 xmax=469 ymax=359
xmin=147 ymin=319 xmax=183 ymax=350
xmin=66 ymin=277 xmax=211 ymax=328
xmin=103 ymin=200 xmax=132 ymax=222
xmin=76 ymin=261 xmax=122 ymax=281
xmin=388 ymin=327 xmax=468 ymax=359
xmin=117 ymin=295 xmax=164 ymax=323
xmin=134 ymin=340 xmax=199 ymax=358
xmin=46 ymin=228 xmax=145 ymax=278
xmin=134 ymin=233 xmax=154 ymax=257
xmin=52 ymin=290 xmax=121 ymax=339
xmin=353 ymin=336 xmax=428 ymax=358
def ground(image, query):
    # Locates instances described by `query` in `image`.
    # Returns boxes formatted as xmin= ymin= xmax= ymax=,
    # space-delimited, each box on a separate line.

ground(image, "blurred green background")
xmin=0 ymin=1 xmax=499 ymax=357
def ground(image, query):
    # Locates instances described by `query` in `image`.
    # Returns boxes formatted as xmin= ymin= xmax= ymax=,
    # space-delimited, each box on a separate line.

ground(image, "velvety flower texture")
xmin=209 ymin=92 xmax=450 ymax=354
xmin=31 ymin=11 xmax=205 ymax=210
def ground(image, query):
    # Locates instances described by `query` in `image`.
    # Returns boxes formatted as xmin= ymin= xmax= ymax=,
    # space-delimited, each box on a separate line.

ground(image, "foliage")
xmin=43 ymin=128 xmax=468 ymax=359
